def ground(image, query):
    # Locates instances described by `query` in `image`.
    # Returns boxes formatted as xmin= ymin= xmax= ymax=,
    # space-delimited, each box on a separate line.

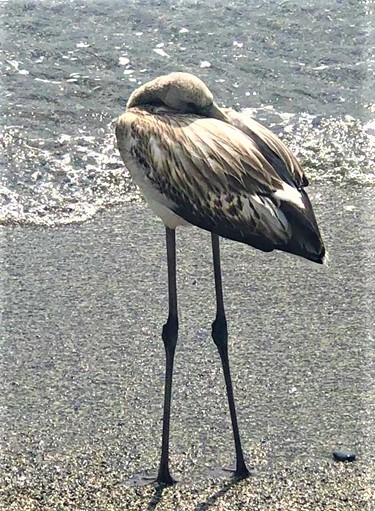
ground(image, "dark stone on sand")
xmin=332 ymin=451 xmax=356 ymax=462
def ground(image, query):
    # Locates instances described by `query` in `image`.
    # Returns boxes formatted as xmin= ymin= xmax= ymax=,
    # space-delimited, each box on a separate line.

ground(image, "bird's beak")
xmin=202 ymin=102 xmax=230 ymax=123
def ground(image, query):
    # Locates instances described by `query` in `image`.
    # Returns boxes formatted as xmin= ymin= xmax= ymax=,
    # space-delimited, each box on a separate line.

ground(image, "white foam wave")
xmin=1 ymin=111 xmax=373 ymax=227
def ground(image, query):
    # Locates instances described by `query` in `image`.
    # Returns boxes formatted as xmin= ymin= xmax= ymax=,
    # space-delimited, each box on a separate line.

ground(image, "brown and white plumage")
xmin=116 ymin=72 xmax=325 ymax=263
xmin=115 ymin=72 xmax=327 ymax=484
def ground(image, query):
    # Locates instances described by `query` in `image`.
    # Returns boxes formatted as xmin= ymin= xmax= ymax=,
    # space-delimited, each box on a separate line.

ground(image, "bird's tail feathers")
xmin=278 ymin=192 xmax=326 ymax=264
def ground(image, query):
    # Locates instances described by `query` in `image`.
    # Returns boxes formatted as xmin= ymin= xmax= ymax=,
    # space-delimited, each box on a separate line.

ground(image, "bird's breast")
xmin=116 ymin=119 xmax=190 ymax=229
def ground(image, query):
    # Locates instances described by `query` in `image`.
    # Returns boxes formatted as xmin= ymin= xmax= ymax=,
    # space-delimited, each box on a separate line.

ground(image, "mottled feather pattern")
xmin=117 ymin=107 xmax=294 ymax=247
xmin=223 ymin=108 xmax=308 ymax=188
xmin=116 ymin=73 xmax=325 ymax=263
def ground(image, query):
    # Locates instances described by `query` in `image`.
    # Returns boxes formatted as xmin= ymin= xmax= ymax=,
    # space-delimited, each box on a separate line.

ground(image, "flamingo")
xmin=115 ymin=72 xmax=326 ymax=485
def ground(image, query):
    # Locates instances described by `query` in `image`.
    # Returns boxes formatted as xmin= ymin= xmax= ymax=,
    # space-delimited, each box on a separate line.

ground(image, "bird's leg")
xmin=211 ymin=233 xmax=250 ymax=479
xmin=157 ymin=227 xmax=178 ymax=486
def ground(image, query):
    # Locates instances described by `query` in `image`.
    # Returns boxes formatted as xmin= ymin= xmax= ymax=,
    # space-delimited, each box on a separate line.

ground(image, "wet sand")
xmin=1 ymin=183 xmax=374 ymax=510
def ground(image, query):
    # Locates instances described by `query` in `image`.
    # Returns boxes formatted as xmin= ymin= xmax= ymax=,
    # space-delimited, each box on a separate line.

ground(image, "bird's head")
xmin=126 ymin=72 xmax=228 ymax=121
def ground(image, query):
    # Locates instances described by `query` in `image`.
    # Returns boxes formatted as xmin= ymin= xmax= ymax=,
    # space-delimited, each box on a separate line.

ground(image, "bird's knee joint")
xmin=211 ymin=316 xmax=228 ymax=347
xmin=162 ymin=314 xmax=178 ymax=349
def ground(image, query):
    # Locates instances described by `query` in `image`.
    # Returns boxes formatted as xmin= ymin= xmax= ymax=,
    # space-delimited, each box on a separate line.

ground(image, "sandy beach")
xmin=1 ymin=183 xmax=374 ymax=510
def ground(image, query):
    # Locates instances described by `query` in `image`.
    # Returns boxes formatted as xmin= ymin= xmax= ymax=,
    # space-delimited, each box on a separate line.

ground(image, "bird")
xmin=115 ymin=72 xmax=326 ymax=486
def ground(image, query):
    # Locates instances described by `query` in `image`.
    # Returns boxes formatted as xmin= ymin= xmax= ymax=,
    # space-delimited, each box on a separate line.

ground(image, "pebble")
xmin=332 ymin=451 xmax=356 ymax=462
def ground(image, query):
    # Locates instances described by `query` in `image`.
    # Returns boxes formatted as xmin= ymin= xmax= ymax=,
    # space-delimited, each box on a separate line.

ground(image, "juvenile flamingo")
xmin=115 ymin=72 xmax=326 ymax=485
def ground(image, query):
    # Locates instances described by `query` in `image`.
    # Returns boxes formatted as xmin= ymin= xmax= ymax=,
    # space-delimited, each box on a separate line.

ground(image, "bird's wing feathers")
xmin=183 ymin=117 xmax=282 ymax=193
xmin=223 ymin=108 xmax=308 ymax=188
xmin=117 ymin=109 xmax=306 ymax=250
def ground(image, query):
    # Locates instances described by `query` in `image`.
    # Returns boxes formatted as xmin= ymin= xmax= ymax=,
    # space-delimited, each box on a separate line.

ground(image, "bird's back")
xmin=116 ymin=106 xmax=326 ymax=264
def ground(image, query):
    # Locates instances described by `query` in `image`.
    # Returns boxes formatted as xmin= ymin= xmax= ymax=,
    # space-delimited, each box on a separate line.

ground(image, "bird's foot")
xmin=234 ymin=466 xmax=251 ymax=480
xmin=222 ymin=462 xmax=254 ymax=480
xmin=156 ymin=467 xmax=177 ymax=487
xmin=124 ymin=470 xmax=176 ymax=487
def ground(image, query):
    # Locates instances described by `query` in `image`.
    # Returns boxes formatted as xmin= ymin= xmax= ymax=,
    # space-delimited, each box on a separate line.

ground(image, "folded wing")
xmin=116 ymin=108 xmax=325 ymax=263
